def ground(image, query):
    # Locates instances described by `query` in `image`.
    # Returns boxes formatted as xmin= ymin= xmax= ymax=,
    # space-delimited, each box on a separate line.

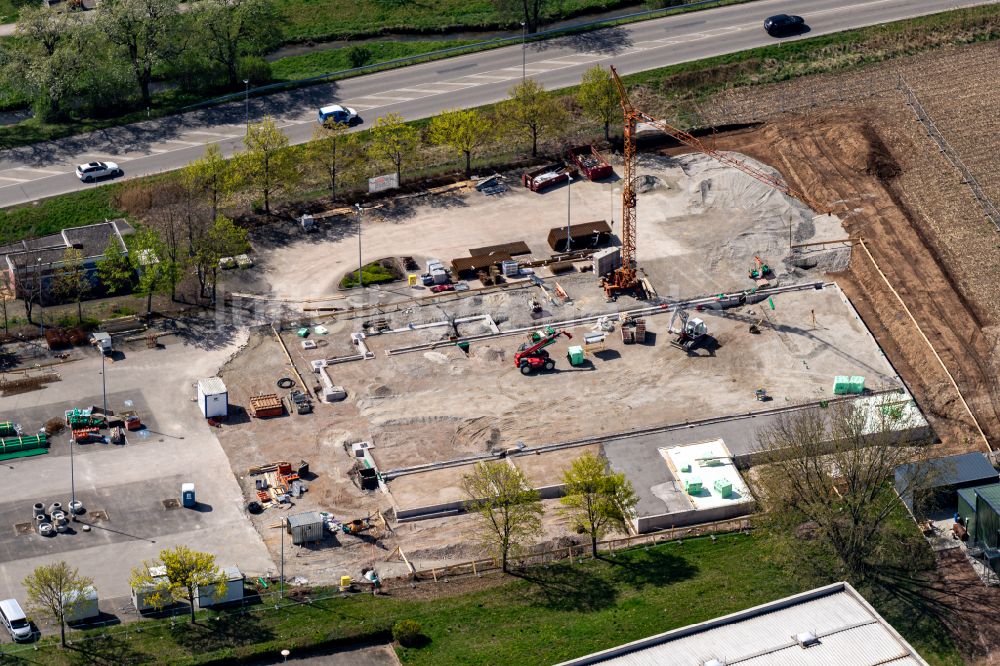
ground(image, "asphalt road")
xmin=0 ymin=0 xmax=994 ymax=208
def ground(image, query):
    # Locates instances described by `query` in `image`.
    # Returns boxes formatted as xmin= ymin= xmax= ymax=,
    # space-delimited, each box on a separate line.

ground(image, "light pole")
xmin=520 ymin=22 xmax=526 ymax=83
xmin=243 ymin=79 xmax=250 ymax=133
xmin=35 ymin=257 xmax=43 ymax=338
xmin=354 ymin=204 xmax=363 ymax=289
xmin=566 ymin=174 xmax=573 ymax=253
xmin=280 ymin=516 xmax=285 ymax=598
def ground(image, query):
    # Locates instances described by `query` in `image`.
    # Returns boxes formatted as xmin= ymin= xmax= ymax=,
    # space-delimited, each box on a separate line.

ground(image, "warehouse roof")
xmin=555 ymin=582 xmax=927 ymax=666
xmin=895 ymin=452 xmax=998 ymax=510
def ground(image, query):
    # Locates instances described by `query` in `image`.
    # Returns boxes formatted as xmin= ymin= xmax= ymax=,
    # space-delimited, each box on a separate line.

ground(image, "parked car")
xmin=317 ymin=104 xmax=360 ymax=126
xmin=430 ymin=284 xmax=455 ymax=293
xmin=75 ymin=161 xmax=121 ymax=182
xmin=763 ymin=14 xmax=805 ymax=36
xmin=0 ymin=599 xmax=32 ymax=642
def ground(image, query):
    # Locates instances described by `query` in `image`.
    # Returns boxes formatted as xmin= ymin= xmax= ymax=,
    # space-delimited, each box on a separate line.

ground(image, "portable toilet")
xmin=62 ymin=585 xmax=100 ymax=623
xmin=132 ymin=566 xmax=169 ymax=613
xmin=181 ymin=483 xmax=196 ymax=508
xmin=196 ymin=566 xmax=245 ymax=608
xmin=287 ymin=511 xmax=324 ymax=545
xmin=197 ymin=377 xmax=228 ymax=419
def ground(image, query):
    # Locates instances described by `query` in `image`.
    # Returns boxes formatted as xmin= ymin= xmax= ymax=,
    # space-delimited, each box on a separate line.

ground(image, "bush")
xmin=346 ymin=45 xmax=372 ymax=69
xmin=239 ymin=56 xmax=273 ymax=86
xmin=392 ymin=619 xmax=423 ymax=648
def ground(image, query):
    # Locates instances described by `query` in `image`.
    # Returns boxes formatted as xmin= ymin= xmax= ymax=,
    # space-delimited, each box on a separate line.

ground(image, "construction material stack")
xmin=248 ymin=394 xmax=283 ymax=418
xmin=567 ymin=145 xmax=613 ymax=181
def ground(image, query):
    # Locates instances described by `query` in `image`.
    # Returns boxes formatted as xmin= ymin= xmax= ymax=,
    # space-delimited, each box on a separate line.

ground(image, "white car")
xmin=317 ymin=104 xmax=360 ymax=126
xmin=76 ymin=161 xmax=121 ymax=182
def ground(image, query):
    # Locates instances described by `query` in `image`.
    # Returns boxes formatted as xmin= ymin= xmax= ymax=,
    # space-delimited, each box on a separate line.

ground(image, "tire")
xmin=116 ymin=169 xmax=123 ymax=177
xmin=520 ymin=363 xmax=532 ymax=375
xmin=84 ymin=176 xmax=93 ymax=183
xmin=276 ymin=377 xmax=295 ymax=389
xmin=544 ymin=360 xmax=555 ymax=371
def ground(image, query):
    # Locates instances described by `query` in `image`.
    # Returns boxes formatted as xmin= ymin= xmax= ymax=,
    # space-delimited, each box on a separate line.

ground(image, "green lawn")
xmin=340 ymin=261 xmax=399 ymax=289
xmin=0 ymin=185 xmax=125 ymax=245
xmin=0 ymin=533 xmax=962 ymax=665
xmin=271 ymin=40 xmax=478 ymax=82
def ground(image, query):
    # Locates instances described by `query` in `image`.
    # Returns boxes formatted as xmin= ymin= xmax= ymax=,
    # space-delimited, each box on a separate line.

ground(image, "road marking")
xmin=354 ymin=94 xmax=419 ymax=102
xmin=163 ymin=139 xmax=207 ymax=147
xmin=0 ymin=175 xmax=29 ymax=183
xmin=8 ymin=166 xmax=64 ymax=176
xmin=460 ymin=74 xmax=512 ymax=81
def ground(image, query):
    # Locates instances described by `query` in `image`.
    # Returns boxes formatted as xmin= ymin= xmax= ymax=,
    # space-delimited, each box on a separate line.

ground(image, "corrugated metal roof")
xmin=973 ymin=483 xmax=1000 ymax=514
xmin=895 ymin=452 xmax=998 ymax=509
xmin=555 ymin=583 xmax=927 ymax=666
xmin=287 ymin=511 xmax=323 ymax=528
xmin=198 ymin=377 xmax=227 ymax=395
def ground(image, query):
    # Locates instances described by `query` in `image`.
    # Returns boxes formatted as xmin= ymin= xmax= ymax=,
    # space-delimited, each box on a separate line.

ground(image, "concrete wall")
xmin=634 ymin=501 xmax=753 ymax=534
xmin=394 ymin=481 xmax=567 ymax=522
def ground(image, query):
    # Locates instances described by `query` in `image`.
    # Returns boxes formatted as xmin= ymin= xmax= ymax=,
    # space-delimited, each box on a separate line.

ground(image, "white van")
xmin=0 ymin=599 xmax=31 ymax=641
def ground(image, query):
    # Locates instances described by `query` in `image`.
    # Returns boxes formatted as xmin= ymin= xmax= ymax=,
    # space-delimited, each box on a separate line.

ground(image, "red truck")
xmin=567 ymin=145 xmax=613 ymax=181
xmin=522 ymin=163 xmax=578 ymax=192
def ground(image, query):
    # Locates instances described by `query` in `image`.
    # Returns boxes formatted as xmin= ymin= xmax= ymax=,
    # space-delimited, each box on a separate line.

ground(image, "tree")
xmin=560 ymin=452 xmax=638 ymax=556
xmin=52 ymin=248 xmax=91 ymax=324
xmin=129 ymin=546 xmax=225 ymax=623
xmin=193 ymin=0 xmax=278 ymax=88
xmin=95 ymin=237 xmax=135 ymax=295
xmin=493 ymin=0 xmax=548 ymax=34
xmin=577 ymin=66 xmax=619 ymax=142
xmin=9 ymin=250 xmax=42 ymax=324
xmin=194 ymin=215 xmax=250 ymax=304
xmin=182 ymin=144 xmax=231 ymax=224
xmin=462 ymin=461 xmax=543 ymax=573
xmin=754 ymin=394 xmax=936 ymax=584
xmin=306 ymin=119 xmax=351 ymax=202
xmin=503 ymin=79 xmax=566 ymax=157
xmin=9 ymin=7 xmax=84 ymax=120
xmin=23 ymin=561 xmax=93 ymax=647
xmin=131 ymin=227 xmax=178 ymax=316
xmin=238 ymin=116 xmax=295 ymax=216
xmin=97 ymin=0 xmax=180 ymax=108
xmin=428 ymin=108 xmax=492 ymax=179
xmin=370 ymin=113 xmax=419 ymax=185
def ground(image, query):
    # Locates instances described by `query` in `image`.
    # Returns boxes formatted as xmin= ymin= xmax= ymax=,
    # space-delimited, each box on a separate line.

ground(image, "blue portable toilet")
xmin=182 ymin=483 xmax=196 ymax=508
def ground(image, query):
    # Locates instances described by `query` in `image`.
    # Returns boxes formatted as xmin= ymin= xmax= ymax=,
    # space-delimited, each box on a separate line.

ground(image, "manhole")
xmin=13 ymin=523 xmax=31 ymax=536
xmin=89 ymin=510 xmax=108 ymax=522
xmin=162 ymin=499 xmax=180 ymax=510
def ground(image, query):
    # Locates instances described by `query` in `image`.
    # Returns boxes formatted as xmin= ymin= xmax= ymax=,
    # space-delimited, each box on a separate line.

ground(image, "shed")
xmin=958 ymin=483 xmax=1000 ymax=552
xmin=197 ymin=377 xmax=228 ymax=418
xmin=62 ymin=585 xmax=99 ymax=623
xmin=196 ymin=566 xmax=245 ymax=608
xmin=131 ymin=565 xmax=169 ymax=613
xmin=547 ymin=220 xmax=612 ymax=252
xmin=287 ymin=511 xmax=324 ymax=545
xmin=895 ymin=452 xmax=999 ymax=512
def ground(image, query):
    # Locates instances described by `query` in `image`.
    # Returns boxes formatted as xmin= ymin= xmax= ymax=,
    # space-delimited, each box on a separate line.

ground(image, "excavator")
xmin=514 ymin=328 xmax=572 ymax=375
xmin=668 ymin=308 xmax=708 ymax=351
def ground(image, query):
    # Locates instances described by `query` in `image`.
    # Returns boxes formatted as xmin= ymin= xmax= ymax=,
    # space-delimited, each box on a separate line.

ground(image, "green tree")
xmin=96 ymin=237 xmax=135 ymax=295
xmin=307 ymin=119 xmax=351 ymax=202
xmin=195 ymin=215 xmax=250 ymax=304
xmin=577 ymin=65 xmax=619 ymax=142
xmin=560 ymin=452 xmax=638 ymax=556
xmin=493 ymin=0 xmax=549 ymax=34
xmin=503 ymin=79 xmax=565 ymax=157
xmin=129 ymin=546 xmax=225 ymax=623
xmin=193 ymin=0 xmax=278 ymax=87
xmin=182 ymin=144 xmax=231 ymax=224
xmin=9 ymin=7 xmax=84 ymax=120
xmin=23 ymin=561 xmax=94 ymax=647
xmin=131 ymin=227 xmax=178 ymax=316
xmin=97 ymin=0 xmax=180 ymax=108
xmin=428 ymin=108 xmax=492 ymax=179
xmin=462 ymin=461 xmax=543 ymax=573
xmin=52 ymin=247 xmax=91 ymax=324
xmin=370 ymin=113 xmax=419 ymax=185
xmin=239 ymin=116 xmax=295 ymax=216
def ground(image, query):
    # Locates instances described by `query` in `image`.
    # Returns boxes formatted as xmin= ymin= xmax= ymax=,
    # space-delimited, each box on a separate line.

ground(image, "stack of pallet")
xmin=72 ymin=427 xmax=100 ymax=443
xmin=248 ymin=394 xmax=283 ymax=418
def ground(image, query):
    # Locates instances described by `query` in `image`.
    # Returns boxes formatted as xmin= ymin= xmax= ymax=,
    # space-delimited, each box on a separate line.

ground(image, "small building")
xmin=131 ymin=565 xmax=169 ymax=613
xmin=62 ymin=585 xmax=100 ymax=624
xmin=195 ymin=566 xmax=245 ymax=608
xmin=895 ymin=452 xmax=999 ymax=514
xmin=555 ymin=582 xmax=928 ymax=666
xmin=287 ymin=511 xmax=324 ymax=545
xmin=197 ymin=377 xmax=229 ymax=419
xmin=958 ymin=483 xmax=1000 ymax=550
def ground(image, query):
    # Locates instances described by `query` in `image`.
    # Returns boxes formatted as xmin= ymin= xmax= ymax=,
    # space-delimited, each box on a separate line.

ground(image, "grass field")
xmin=0 ymin=533 xmax=961 ymax=665
xmin=0 ymin=185 xmax=125 ymax=245
xmin=340 ymin=261 xmax=399 ymax=288
xmin=271 ymin=40 xmax=477 ymax=82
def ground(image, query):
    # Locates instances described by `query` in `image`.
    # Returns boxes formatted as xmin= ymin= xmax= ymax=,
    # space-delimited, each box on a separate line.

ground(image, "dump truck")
xmin=567 ymin=145 xmax=612 ymax=181
xmin=522 ymin=163 xmax=578 ymax=193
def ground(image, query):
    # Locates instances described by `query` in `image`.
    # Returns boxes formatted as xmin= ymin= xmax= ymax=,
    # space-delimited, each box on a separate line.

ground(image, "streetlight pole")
xmin=244 ymin=79 xmax=250 ymax=133
xmin=355 ymin=204 xmax=363 ymax=289
xmin=521 ymin=22 xmax=526 ymax=83
xmin=36 ymin=257 xmax=43 ymax=338
xmin=566 ymin=174 xmax=573 ymax=253
xmin=280 ymin=517 xmax=285 ymax=598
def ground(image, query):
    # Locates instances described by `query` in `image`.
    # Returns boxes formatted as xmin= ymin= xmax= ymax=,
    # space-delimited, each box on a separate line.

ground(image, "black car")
xmin=764 ymin=14 xmax=805 ymax=36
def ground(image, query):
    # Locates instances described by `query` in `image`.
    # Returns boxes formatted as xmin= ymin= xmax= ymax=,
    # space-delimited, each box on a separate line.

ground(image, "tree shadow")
xmin=67 ymin=633 xmax=147 ymax=665
xmin=601 ymin=546 xmax=699 ymax=590
xmin=168 ymin=609 xmax=274 ymax=653
xmin=532 ymin=26 xmax=633 ymax=55
xmin=514 ymin=562 xmax=619 ymax=612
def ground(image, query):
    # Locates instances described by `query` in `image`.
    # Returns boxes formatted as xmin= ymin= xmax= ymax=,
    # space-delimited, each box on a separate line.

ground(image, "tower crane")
xmin=602 ymin=66 xmax=832 ymax=298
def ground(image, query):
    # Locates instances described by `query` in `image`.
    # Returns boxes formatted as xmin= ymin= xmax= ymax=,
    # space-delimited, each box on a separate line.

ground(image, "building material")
xmin=522 ymin=163 xmax=577 ymax=192
xmin=567 ymin=145 xmax=613 ymax=181
xmin=547 ymin=220 xmax=612 ymax=253
xmin=248 ymin=394 xmax=283 ymax=418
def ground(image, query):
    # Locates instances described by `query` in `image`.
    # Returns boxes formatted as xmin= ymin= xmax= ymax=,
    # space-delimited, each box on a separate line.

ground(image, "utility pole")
xmin=244 ymin=79 xmax=250 ymax=133
xmin=521 ymin=22 xmax=526 ymax=83
xmin=36 ymin=257 xmax=44 ymax=339
xmin=566 ymin=174 xmax=573 ymax=252
xmin=355 ymin=204 xmax=363 ymax=289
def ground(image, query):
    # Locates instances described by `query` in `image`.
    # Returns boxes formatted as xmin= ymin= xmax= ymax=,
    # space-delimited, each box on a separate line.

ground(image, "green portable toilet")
xmin=832 ymin=376 xmax=851 ymax=395
xmin=713 ymin=479 xmax=733 ymax=498
xmin=567 ymin=346 xmax=585 ymax=366
xmin=685 ymin=476 xmax=703 ymax=495
xmin=849 ymin=376 xmax=866 ymax=394
xmin=297 ymin=328 xmax=310 ymax=338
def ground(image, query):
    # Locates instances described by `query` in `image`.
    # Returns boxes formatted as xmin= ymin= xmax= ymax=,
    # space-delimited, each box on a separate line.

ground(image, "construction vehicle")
xmin=668 ymin=309 xmax=708 ymax=350
xmin=514 ymin=327 xmax=572 ymax=375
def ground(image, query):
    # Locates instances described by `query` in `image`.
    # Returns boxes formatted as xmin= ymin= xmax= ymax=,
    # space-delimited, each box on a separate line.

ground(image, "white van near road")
xmin=0 ymin=599 xmax=32 ymax=642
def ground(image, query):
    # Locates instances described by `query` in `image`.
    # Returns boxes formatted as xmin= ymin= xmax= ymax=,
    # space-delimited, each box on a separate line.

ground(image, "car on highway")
xmin=763 ymin=14 xmax=806 ymax=37
xmin=317 ymin=104 xmax=361 ymax=126
xmin=430 ymin=284 xmax=455 ymax=293
xmin=75 ymin=161 xmax=121 ymax=183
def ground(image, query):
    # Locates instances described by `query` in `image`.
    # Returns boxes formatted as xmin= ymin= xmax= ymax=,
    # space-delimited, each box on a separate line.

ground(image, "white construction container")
xmin=592 ymin=247 xmax=621 ymax=276
xmin=196 ymin=566 xmax=245 ymax=608
xmin=426 ymin=259 xmax=444 ymax=274
xmin=132 ymin=566 xmax=169 ymax=612
xmin=63 ymin=586 xmax=100 ymax=623
xmin=197 ymin=377 xmax=228 ymax=418
xmin=432 ymin=269 xmax=449 ymax=285
xmin=287 ymin=511 xmax=324 ymax=545
xmin=501 ymin=260 xmax=519 ymax=277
